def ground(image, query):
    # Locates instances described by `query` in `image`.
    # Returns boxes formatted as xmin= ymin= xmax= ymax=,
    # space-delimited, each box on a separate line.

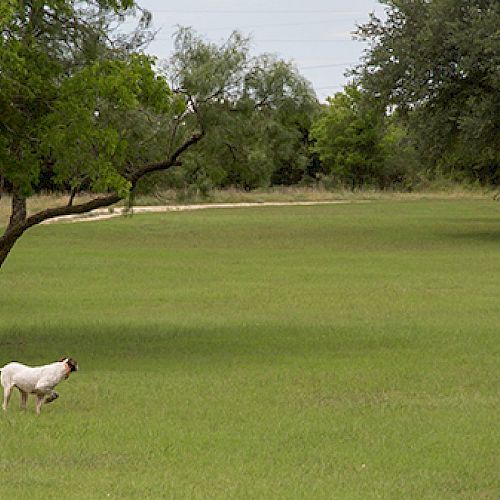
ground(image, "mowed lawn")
xmin=0 ymin=200 xmax=499 ymax=498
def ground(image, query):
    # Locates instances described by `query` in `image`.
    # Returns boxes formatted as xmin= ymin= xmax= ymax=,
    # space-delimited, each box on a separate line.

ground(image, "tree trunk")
xmin=0 ymin=192 xmax=123 ymax=270
xmin=0 ymin=232 xmax=19 ymax=268
xmin=0 ymin=192 xmax=122 ymax=270
xmin=0 ymin=190 xmax=27 ymax=268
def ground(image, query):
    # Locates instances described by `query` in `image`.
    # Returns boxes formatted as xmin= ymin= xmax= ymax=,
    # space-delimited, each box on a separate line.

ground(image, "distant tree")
xmin=379 ymin=115 xmax=420 ymax=189
xmin=310 ymin=85 xmax=417 ymax=188
xmin=354 ymin=0 xmax=500 ymax=184
xmin=150 ymin=28 xmax=319 ymax=192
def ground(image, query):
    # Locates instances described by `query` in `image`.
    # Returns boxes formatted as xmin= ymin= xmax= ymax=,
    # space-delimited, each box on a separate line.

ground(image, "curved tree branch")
xmin=0 ymin=131 xmax=205 ymax=269
xmin=127 ymin=131 xmax=204 ymax=185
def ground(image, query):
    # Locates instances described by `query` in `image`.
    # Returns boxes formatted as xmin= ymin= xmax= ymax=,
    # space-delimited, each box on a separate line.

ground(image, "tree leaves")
xmin=0 ymin=1 xmax=169 ymax=197
xmin=355 ymin=0 xmax=500 ymax=183
xmin=310 ymin=85 xmax=418 ymax=188
xmin=41 ymin=55 xmax=175 ymax=195
xmin=163 ymin=28 xmax=319 ymax=190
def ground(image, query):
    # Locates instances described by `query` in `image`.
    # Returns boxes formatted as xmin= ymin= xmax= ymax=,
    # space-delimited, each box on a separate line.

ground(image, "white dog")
xmin=1 ymin=357 xmax=78 ymax=415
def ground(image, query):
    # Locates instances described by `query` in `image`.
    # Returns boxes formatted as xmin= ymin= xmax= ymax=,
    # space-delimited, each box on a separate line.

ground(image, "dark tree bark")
xmin=0 ymin=190 xmax=27 ymax=267
xmin=0 ymin=132 xmax=204 ymax=270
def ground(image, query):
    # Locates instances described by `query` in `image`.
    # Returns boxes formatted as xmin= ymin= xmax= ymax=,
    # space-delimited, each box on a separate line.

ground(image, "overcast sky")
xmin=132 ymin=0 xmax=385 ymax=101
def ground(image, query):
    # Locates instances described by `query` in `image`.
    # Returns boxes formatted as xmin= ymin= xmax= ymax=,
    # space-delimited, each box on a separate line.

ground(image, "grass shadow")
xmin=0 ymin=322 xmax=414 ymax=371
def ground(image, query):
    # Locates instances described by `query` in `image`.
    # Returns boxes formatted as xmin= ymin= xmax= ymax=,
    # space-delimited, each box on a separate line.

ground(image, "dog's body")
xmin=1 ymin=357 xmax=78 ymax=414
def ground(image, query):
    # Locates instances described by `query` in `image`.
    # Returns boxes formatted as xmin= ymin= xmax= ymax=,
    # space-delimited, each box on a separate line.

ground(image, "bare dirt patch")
xmin=41 ymin=201 xmax=353 ymax=224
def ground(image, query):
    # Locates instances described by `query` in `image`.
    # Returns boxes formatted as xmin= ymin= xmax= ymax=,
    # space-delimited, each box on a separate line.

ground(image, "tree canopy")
xmin=0 ymin=2 xmax=191 ymax=266
xmin=354 ymin=0 xmax=500 ymax=183
xmin=156 ymin=28 xmax=319 ymax=192
xmin=310 ymin=85 xmax=418 ymax=189
xmin=0 ymin=0 xmax=173 ymax=197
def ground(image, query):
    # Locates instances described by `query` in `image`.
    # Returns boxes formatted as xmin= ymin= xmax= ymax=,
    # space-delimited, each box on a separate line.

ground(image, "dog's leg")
xmin=19 ymin=389 xmax=28 ymax=410
xmin=34 ymin=382 xmax=55 ymax=413
xmin=35 ymin=394 xmax=44 ymax=415
xmin=2 ymin=385 xmax=13 ymax=411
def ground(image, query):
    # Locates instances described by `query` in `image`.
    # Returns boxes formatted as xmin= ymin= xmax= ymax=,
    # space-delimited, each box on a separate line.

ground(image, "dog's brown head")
xmin=59 ymin=357 xmax=79 ymax=372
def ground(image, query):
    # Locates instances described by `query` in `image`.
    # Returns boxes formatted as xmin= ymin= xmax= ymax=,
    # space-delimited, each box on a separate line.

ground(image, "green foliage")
xmin=0 ymin=0 xmax=170 ymax=198
xmin=0 ymin=0 xmax=15 ymax=22
xmin=355 ymin=0 xmax=500 ymax=184
xmin=43 ymin=56 xmax=173 ymax=196
xmin=1 ymin=10 xmax=319 ymax=202
xmin=310 ymin=86 xmax=418 ymax=188
xmin=160 ymin=28 xmax=320 ymax=191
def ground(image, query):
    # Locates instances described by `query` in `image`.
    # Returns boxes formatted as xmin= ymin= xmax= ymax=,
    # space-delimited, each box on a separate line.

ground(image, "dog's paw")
xmin=44 ymin=392 xmax=59 ymax=404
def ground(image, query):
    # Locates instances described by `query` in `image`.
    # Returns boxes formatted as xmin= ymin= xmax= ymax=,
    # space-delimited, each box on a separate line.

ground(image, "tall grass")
xmin=0 ymin=200 xmax=499 ymax=498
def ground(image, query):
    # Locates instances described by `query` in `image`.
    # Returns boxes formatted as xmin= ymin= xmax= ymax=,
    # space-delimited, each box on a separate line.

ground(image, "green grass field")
xmin=0 ymin=200 xmax=499 ymax=498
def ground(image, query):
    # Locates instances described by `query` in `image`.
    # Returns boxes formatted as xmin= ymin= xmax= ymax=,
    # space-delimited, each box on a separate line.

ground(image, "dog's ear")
xmin=67 ymin=358 xmax=79 ymax=372
xmin=59 ymin=357 xmax=67 ymax=362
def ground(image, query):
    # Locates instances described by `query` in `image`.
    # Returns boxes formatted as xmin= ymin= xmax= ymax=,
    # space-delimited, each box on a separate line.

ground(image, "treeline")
xmin=1 ymin=0 xmax=499 ymax=204
xmin=136 ymin=0 xmax=499 ymax=194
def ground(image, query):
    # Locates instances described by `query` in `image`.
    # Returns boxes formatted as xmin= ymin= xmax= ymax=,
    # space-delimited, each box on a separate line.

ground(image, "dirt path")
xmin=41 ymin=200 xmax=353 ymax=224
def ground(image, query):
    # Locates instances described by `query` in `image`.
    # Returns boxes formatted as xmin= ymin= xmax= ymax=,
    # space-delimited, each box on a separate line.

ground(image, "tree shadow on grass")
xmin=443 ymin=218 xmax=500 ymax=244
xmin=0 ymin=323 xmax=413 ymax=369
xmin=445 ymin=230 xmax=500 ymax=244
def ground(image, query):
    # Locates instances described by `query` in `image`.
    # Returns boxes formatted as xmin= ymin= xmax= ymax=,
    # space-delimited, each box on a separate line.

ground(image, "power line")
xmin=315 ymin=88 xmax=345 ymax=95
xmin=154 ymin=35 xmax=354 ymax=42
xmin=254 ymin=39 xmax=352 ymax=43
xmin=207 ymin=20 xmax=356 ymax=31
xmin=154 ymin=37 xmax=354 ymax=42
xmin=152 ymin=20 xmax=357 ymax=34
xmin=300 ymin=62 xmax=355 ymax=69
xmin=149 ymin=10 xmax=365 ymax=15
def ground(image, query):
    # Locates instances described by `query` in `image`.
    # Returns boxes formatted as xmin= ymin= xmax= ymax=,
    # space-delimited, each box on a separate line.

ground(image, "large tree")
xmin=0 ymin=0 xmax=199 ymax=268
xmin=0 ymin=3 xmax=317 ymax=269
xmin=154 ymin=28 xmax=319 ymax=192
xmin=354 ymin=0 xmax=500 ymax=183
